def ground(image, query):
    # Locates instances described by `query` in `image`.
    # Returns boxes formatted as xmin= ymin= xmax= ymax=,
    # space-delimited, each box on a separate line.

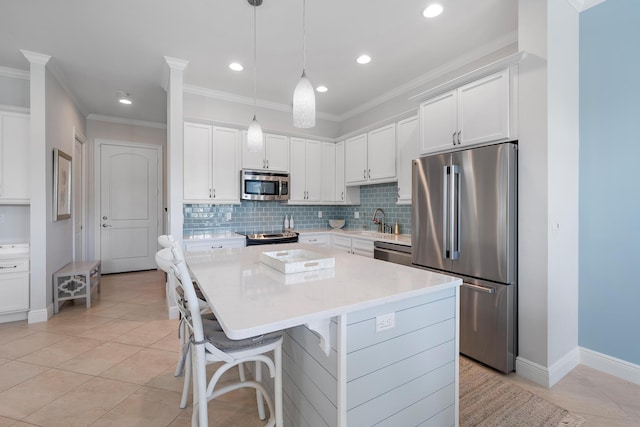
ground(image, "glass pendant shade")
xmin=293 ymin=70 xmax=316 ymax=128
xmin=247 ymin=115 xmax=263 ymax=152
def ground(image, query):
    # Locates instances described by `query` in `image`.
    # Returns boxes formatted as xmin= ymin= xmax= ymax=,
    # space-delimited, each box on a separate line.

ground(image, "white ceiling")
xmin=0 ymin=0 xmax=517 ymax=125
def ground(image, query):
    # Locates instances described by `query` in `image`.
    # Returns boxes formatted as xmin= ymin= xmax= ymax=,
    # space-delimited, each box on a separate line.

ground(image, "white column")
xmin=164 ymin=57 xmax=188 ymax=247
xmin=21 ymin=50 xmax=51 ymax=323
xmin=516 ymin=0 xmax=580 ymax=387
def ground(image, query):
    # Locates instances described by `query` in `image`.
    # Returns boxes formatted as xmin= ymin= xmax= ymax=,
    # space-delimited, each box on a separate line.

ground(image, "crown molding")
xmin=87 ymin=114 xmax=167 ymax=129
xmin=338 ymin=30 xmax=518 ymax=121
xmin=183 ymin=84 xmax=341 ymax=122
xmin=0 ymin=66 xmax=29 ymax=80
xmin=567 ymin=0 xmax=607 ymax=12
xmin=20 ymin=50 xmax=51 ymax=65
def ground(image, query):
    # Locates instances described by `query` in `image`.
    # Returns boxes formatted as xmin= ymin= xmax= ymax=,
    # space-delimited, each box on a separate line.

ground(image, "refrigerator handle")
xmin=443 ymin=165 xmax=451 ymax=259
xmin=451 ymin=164 xmax=460 ymax=260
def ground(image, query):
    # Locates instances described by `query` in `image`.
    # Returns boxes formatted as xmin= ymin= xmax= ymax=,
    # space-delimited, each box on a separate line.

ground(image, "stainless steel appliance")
xmin=244 ymin=231 xmax=299 ymax=246
xmin=241 ymin=169 xmax=290 ymax=201
xmin=373 ymin=241 xmax=412 ymax=266
xmin=412 ymin=142 xmax=517 ymax=372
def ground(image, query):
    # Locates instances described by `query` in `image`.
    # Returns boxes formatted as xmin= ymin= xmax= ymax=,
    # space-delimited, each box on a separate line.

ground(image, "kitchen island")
xmin=186 ymin=243 xmax=461 ymax=427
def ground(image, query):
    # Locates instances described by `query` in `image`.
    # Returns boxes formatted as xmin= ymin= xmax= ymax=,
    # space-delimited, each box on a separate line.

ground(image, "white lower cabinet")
xmin=330 ymin=235 xmax=374 ymax=258
xmin=184 ymin=237 xmax=246 ymax=252
xmin=0 ymin=258 xmax=29 ymax=316
xmin=299 ymin=233 xmax=330 ymax=248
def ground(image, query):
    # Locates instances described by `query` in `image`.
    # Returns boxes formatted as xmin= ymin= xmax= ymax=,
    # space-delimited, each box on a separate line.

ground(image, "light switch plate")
xmin=354 ymin=211 xmax=359 ymax=219
xmin=226 ymin=212 xmax=232 ymax=221
xmin=318 ymin=211 xmax=322 ymax=218
xmin=375 ymin=312 xmax=395 ymax=332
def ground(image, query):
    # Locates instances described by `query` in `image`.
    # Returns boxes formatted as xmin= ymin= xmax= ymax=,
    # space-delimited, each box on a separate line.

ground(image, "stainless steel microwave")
xmin=241 ymin=169 xmax=289 ymax=201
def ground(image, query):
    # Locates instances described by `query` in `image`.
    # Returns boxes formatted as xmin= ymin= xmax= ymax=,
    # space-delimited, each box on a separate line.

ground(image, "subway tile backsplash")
xmin=183 ymin=182 xmax=412 ymax=236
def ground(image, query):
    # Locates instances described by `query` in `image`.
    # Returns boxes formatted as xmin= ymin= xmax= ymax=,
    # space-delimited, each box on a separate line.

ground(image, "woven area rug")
xmin=460 ymin=357 xmax=585 ymax=427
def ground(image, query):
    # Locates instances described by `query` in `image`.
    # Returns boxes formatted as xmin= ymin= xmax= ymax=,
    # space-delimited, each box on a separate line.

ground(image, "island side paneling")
xmin=251 ymin=287 xmax=458 ymax=427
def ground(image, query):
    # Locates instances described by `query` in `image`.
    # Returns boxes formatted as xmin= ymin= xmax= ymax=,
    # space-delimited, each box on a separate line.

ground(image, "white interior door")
xmin=73 ymin=136 xmax=84 ymax=260
xmin=99 ymin=142 xmax=161 ymax=274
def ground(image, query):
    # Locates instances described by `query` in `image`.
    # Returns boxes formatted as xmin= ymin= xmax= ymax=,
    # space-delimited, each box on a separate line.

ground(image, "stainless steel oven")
xmin=241 ymin=169 xmax=289 ymax=201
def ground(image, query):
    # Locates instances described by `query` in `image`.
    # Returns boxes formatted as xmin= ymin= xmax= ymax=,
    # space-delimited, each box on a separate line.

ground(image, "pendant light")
xmin=292 ymin=0 xmax=315 ymax=128
xmin=247 ymin=0 xmax=264 ymax=152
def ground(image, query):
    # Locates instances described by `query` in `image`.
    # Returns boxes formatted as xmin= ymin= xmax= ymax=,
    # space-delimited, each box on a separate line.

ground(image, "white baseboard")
xmin=28 ymin=304 xmax=53 ymax=323
xmin=580 ymin=347 xmax=640 ymax=386
xmin=0 ymin=311 xmax=28 ymax=323
xmin=516 ymin=347 xmax=580 ymax=388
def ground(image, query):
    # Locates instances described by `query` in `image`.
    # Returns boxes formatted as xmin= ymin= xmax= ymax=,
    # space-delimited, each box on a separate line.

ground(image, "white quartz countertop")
xmin=186 ymin=243 xmax=459 ymax=340
xmin=299 ymin=229 xmax=412 ymax=246
xmin=183 ymin=231 xmax=245 ymax=241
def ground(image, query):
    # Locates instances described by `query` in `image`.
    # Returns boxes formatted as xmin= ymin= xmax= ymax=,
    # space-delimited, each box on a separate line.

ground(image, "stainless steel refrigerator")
xmin=412 ymin=142 xmax=517 ymax=373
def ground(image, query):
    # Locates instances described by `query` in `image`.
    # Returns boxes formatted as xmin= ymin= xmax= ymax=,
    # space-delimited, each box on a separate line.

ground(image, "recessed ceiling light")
xmin=423 ymin=4 xmax=443 ymax=18
xmin=117 ymin=91 xmax=132 ymax=105
xmin=356 ymin=55 xmax=371 ymax=65
xmin=316 ymin=86 xmax=328 ymax=93
xmin=229 ymin=62 xmax=244 ymax=71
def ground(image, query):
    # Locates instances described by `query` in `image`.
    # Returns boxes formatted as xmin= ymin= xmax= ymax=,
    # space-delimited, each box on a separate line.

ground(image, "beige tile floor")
xmin=0 ymin=270 xmax=637 ymax=426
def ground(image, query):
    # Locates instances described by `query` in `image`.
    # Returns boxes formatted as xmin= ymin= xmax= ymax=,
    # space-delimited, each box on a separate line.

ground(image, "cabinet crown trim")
xmin=408 ymin=51 xmax=527 ymax=103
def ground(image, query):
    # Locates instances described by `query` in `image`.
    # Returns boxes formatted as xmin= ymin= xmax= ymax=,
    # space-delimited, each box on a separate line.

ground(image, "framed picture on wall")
xmin=53 ymin=148 xmax=72 ymax=221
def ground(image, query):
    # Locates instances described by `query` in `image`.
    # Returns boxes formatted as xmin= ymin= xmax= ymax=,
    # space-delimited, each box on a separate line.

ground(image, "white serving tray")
xmin=260 ymin=249 xmax=335 ymax=274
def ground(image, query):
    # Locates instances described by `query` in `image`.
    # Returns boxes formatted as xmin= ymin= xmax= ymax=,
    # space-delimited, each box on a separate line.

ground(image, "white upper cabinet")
xmin=345 ymin=123 xmax=396 ymax=185
xmin=322 ymin=142 xmax=336 ymax=202
xmin=0 ymin=112 xmax=30 ymax=203
xmin=396 ymin=115 xmax=419 ymax=204
xmin=184 ymin=122 xmax=241 ymax=204
xmin=242 ymin=132 xmax=289 ymax=172
xmin=420 ymin=68 xmax=511 ymax=155
xmin=344 ymin=133 xmax=368 ymax=184
xmin=335 ymin=140 xmax=360 ymax=205
xmin=289 ymin=137 xmax=322 ymax=203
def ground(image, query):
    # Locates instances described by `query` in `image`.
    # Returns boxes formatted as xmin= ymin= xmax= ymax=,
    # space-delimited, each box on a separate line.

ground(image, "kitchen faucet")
xmin=372 ymin=208 xmax=386 ymax=233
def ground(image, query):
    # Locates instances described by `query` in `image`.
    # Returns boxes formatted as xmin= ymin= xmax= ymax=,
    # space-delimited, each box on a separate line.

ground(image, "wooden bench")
xmin=53 ymin=260 xmax=101 ymax=313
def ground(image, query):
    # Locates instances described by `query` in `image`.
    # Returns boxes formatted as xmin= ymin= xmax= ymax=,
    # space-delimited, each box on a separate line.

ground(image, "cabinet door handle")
xmin=266 ymin=159 xmax=269 ymax=168
xmin=368 ymin=169 xmax=371 ymax=179
xmin=211 ymin=245 xmax=223 ymax=249
xmin=452 ymin=131 xmax=456 ymax=145
xmin=457 ymin=130 xmax=461 ymax=145
xmin=308 ymin=239 xmax=317 ymax=242
xmin=102 ymin=224 xmax=112 ymax=228
xmin=209 ymin=189 xmax=212 ymax=198
xmin=213 ymin=189 xmax=216 ymax=198
xmin=341 ymin=191 xmax=344 ymax=200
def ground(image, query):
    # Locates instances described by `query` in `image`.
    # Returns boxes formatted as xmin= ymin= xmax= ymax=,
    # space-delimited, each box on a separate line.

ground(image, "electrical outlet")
xmin=318 ymin=211 xmax=322 ymax=218
xmin=375 ymin=312 xmax=395 ymax=332
xmin=354 ymin=211 xmax=359 ymax=219
xmin=226 ymin=212 xmax=232 ymax=221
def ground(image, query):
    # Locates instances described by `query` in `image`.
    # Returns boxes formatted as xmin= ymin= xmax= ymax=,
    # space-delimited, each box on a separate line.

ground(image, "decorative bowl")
xmin=328 ymin=219 xmax=345 ymax=229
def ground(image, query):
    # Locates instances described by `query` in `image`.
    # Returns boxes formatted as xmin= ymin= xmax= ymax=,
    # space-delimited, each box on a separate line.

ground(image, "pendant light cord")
xmin=253 ymin=3 xmax=257 ymax=113
xmin=302 ymin=0 xmax=306 ymax=71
